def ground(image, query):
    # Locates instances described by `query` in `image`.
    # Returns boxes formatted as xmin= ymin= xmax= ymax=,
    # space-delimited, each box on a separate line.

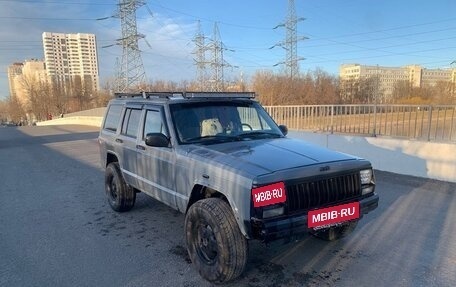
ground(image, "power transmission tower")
xmin=207 ymin=23 xmax=235 ymax=92
xmin=192 ymin=21 xmax=209 ymax=91
xmin=115 ymin=0 xmax=147 ymax=92
xmin=271 ymin=0 xmax=307 ymax=80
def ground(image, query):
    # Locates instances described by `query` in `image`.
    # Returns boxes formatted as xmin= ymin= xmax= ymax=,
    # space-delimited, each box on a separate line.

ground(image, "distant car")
xmin=98 ymin=92 xmax=378 ymax=283
xmin=1 ymin=122 xmax=16 ymax=127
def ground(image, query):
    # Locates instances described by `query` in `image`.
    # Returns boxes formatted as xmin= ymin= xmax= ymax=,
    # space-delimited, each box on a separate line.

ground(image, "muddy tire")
xmin=105 ymin=162 xmax=135 ymax=212
xmin=185 ymin=198 xmax=248 ymax=284
xmin=311 ymin=221 xmax=358 ymax=241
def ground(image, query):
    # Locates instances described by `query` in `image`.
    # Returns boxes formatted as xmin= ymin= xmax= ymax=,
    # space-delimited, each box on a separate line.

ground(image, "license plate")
xmin=308 ymin=202 xmax=359 ymax=229
xmin=251 ymin=182 xmax=286 ymax=208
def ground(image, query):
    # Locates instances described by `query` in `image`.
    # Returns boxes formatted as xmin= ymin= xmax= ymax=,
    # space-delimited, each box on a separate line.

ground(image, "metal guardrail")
xmin=62 ymin=105 xmax=456 ymax=142
xmin=265 ymin=105 xmax=456 ymax=142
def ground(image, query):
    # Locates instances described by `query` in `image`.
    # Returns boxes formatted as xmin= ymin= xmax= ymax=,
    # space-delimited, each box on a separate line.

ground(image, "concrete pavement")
xmin=1 ymin=125 xmax=455 ymax=287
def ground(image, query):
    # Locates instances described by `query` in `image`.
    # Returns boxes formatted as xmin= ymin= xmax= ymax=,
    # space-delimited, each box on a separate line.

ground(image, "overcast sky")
xmin=1 ymin=0 xmax=456 ymax=100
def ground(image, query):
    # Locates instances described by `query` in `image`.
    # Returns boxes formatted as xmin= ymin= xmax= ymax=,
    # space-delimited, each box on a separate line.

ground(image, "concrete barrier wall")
xmin=35 ymin=116 xmax=456 ymax=183
xmin=36 ymin=116 xmax=103 ymax=127
xmin=288 ymin=131 xmax=456 ymax=183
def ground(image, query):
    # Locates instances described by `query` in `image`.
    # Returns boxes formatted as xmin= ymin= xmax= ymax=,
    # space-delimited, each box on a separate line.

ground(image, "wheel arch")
xmin=106 ymin=152 xmax=119 ymax=167
xmin=186 ymin=184 xmax=251 ymax=239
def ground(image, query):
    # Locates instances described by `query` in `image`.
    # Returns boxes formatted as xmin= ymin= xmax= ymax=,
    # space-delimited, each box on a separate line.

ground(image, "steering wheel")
xmin=241 ymin=123 xmax=253 ymax=131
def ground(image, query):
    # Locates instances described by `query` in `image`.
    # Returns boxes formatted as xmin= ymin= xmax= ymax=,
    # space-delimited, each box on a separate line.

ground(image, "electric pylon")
xmin=271 ymin=0 xmax=307 ymax=80
xmin=207 ymin=23 xmax=235 ymax=92
xmin=115 ymin=0 xmax=147 ymax=92
xmin=192 ymin=21 xmax=209 ymax=91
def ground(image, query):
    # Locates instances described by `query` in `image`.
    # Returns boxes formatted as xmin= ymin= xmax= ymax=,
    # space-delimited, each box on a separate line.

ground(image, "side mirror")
xmin=145 ymin=133 xmax=170 ymax=147
xmin=279 ymin=125 xmax=288 ymax=136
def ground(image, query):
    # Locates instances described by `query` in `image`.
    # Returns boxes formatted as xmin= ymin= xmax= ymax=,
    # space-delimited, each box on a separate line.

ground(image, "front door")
xmin=136 ymin=106 xmax=176 ymax=208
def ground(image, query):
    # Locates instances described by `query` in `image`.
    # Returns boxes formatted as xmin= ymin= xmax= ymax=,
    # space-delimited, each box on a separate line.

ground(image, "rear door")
xmin=136 ymin=105 xmax=177 ymax=208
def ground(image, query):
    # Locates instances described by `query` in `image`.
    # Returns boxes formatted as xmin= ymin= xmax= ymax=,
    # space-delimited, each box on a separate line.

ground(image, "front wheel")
xmin=185 ymin=198 xmax=248 ymax=284
xmin=311 ymin=221 xmax=358 ymax=241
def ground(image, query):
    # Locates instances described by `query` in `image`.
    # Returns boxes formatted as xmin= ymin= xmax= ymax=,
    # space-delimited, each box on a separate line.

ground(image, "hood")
xmin=186 ymin=137 xmax=358 ymax=176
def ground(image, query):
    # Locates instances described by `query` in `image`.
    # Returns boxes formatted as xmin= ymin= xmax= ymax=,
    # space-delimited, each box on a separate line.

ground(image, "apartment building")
xmin=340 ymin=64 xmax=455 ymax=102
xmin=42 ymin=32 xmax=99 ymax=92
xmin=7 ymin=62 xmax=23 ymax=99
xmin=7 ymin=59 xmax=47 ymax=109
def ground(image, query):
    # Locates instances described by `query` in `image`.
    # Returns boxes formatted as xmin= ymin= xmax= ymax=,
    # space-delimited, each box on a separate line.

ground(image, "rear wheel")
xmin=311 ymin=221 xmax=358 ymax=241
xmin=185 ymin=198 xmax=248 ymax=284
xmin=105 ymin=162 xmax=135 ymax=212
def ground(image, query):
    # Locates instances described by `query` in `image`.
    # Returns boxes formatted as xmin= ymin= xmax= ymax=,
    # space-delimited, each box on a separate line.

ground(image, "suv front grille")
xmin=286 ymin=172 xmax=361 ymax=213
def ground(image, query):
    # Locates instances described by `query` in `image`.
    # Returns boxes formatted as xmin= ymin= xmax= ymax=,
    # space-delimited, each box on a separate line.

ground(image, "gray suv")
xmin=98 ymin=92 xmax=378 ymax=284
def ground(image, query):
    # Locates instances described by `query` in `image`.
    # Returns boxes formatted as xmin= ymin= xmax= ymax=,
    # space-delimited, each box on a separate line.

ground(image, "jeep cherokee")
xmin=98 ymin=92 xmax=378 ymax=284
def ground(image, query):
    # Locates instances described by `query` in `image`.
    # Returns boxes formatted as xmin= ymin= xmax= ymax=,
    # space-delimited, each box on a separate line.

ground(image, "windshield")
xmin=170 ymin=101 xmax=283 ymax=145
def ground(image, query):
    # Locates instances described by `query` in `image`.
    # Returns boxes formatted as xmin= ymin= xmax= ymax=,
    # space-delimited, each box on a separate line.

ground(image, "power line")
xmin=0 ymin=16 xmax=96 ymax=20
xmin=305 ymin=26 xmax=456 ymax=49
xmin=317 ymin=17 xmax=456 ymax=40
xmin=0 ymin=0 xmax=114 ymax=5
xmin=148 ymin=1 xmax=272 ymax=31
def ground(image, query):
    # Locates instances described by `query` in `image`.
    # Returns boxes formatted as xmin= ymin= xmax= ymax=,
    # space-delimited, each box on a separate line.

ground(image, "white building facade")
xmin=340 ymin=64 xmax=455 ymax=102
xmin=42 ymin=32 xmax=99 ymax=92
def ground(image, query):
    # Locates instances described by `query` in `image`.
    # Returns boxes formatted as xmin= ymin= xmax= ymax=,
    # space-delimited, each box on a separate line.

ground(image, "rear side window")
xmin=103 ymin=104 xmax=122 ymax=132
xmin=121 ymin=108 xmax=142 ymax=138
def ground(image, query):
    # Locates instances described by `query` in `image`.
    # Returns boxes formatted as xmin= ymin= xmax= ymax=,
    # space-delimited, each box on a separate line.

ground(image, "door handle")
xmin=136 ymin=145 xmax=146 ymax=150
xmin=115 ymin=138 xmax=123 ymax=143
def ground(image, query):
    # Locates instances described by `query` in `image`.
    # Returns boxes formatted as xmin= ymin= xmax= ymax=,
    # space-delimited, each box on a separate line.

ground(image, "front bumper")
xmin=250 ymin=193 xmax=379 ymax=242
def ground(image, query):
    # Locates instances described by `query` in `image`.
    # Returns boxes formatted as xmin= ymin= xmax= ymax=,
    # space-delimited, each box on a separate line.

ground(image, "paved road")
xmin=1 ymin=125 xmax=455 ymax=287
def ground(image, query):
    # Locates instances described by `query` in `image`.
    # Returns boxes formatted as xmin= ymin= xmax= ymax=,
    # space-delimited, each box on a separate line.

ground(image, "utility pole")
xmin=115 ymin=0 xmax=147 ymax=92
xmin=271 ymin=0 xmax=307 ymax=80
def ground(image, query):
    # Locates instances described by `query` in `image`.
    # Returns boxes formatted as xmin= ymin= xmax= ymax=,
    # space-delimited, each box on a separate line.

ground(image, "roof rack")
xmin=183 ymin=92 xmax=255 ymax=99
xmin=114 ymin=91 xmax=255 ymax=99
xmin=114 ymin=92 xmax=184 ymax=99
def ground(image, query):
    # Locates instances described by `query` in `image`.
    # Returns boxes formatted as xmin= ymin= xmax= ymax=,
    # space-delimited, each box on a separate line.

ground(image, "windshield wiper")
xmin=184 ymin=135 xmax=240 ymax=144
xmin=237 ymin=131 xmax=282 ymax=139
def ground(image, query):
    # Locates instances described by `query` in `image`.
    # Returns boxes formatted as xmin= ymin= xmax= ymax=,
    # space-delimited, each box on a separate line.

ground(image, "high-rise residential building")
xmin=42 ymin=32 xmax=99 ymax=92
xmin=7 ymin=62 xmax=23 ymax=98
xmin=8 ymin=59 xmax=47 ymax=110
xmin=339 ymin=64 xmax=456 ymax=102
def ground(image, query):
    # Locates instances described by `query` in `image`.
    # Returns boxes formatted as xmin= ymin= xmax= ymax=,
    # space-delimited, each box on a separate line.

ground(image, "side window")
xmin=121 ymin=109 xmax=131 ymax=135
xmin=238 ymin=106 xmax=273 ymax=131
xmin=238 ymin=107 xmax=261 ymax=130
xmin=121 ymin=108 xmax=142 ymax=138
xmin=143 ymin=110 xmax=168 ymax=138
xmin=103 ymin=104 xmax=122 ymax=132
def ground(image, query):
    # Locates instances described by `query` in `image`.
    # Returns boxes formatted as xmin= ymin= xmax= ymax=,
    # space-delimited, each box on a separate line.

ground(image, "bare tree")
xmin=392 ymin=80 xmax=411 ymax=103
xmin=19 ymin=73 xmax=48 ymax=120
xmin=252 ymin=70 xmax=285 ymax=105
xmin=432 ymin=81 xmax=453 ymax=104
xmin=6 ymin=95 xmax=26 ymax=123
xmin=0 ymin=100 xmax=9 ymax=122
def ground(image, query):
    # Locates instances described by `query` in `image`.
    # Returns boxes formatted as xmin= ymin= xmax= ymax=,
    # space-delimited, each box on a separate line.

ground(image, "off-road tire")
xmin=185 ymin=198 xmax=248 ymax=284
xmin=105 ymin=162 xmax=135 ymax=212
xmin=311 ymin=220 xmax=358 ymax=241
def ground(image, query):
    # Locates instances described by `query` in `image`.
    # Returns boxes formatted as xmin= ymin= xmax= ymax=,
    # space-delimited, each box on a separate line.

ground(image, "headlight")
xmin=360 ymin=169 xmax=375 ymax=195
xmin=360 ymin=169 xmax=373 ymax=185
